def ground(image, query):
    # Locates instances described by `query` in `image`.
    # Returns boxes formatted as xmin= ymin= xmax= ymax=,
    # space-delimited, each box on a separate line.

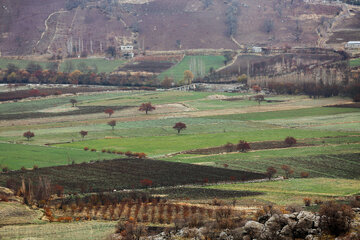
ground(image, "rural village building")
xmin=345 ymin=41 xmax=360 ymax=49
xmin=120 ymin=45 xmax=134 ymax=58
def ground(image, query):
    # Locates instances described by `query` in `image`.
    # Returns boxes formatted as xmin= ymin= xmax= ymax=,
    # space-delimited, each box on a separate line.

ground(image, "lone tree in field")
xmin=173 ymin=122 xmax=187 ymax=134
xmin=285 ymin=136 xmax=297 ymax=146
xmin=139 ymin=102 xmax=155 ymax=114
xmin=266 ymin=166 xmax=277 ymax=180
xmin=281 ymin=165 xmax=294 ymax=179
xmin=237 ymin=140 xmax=250 ymax=152
xmin=70 ymin=99 xmax=77 ymax=107
xmin=183 ymin=70 xmax=194 ymax=85
xmin=104 ymin=108 xmax=114 ymax=118
xmin=23 ymin=131 xmax=35 ymax=141
xmin=79 ymin=130 xmax=88 ymax=140
xmin=108 ymin=120 xmax=116 ymax=130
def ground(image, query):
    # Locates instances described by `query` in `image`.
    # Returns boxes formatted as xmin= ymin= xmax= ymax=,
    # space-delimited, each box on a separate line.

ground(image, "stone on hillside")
xmin=244 ymin=221 xmax=265 ymax=239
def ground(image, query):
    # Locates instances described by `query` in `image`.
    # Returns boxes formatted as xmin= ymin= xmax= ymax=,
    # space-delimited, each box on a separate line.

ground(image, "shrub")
xmin=353 ymin=93 xmax=360 ymax=102
xmin=140 ymin=179 xmax=153 ymax=188
xmin=300 ymin=172 xmax=309 ymax=178
xmin=237 ymin=140 xmax=250 ymax=152
xmin=212 ymin=198 xmax=224 ymax=206
xmin=281 ymin=165 xmax=294 ymax=178
xmin=125 ymin=151 xmax=133 ymax=157
xmin=53 ymin=184 xmax=64 ymax=197
xmin=319 ymin=201 xmax=354 ymax=236
xmin=0 ymin=194 xmax=9 ymax=202
xmin=285 ymin=136 xmax=297 ymax=146
xmin=303 ymin=198 xmax=312 ymax=206
xmin=2 ymin=166 xmax=9 ymax=173
xmin=84 ymin=147 xmax=89 ymax=151
xmin=266 ymin=166 xmax=277 ymax=180
xmin=137 ymin=153 xmax=147 ymax=159
xmin=215 ymin=207 xmax=235 ymax=229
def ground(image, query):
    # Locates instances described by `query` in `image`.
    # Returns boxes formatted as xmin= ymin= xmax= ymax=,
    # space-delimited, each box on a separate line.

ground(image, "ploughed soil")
xmin=326 ymin=103 xmax=360 ymax=108
xmin=0 ymin=158 xmax=266 ymax=193
xmin=117 ymin=61 xmax=174 ymax=73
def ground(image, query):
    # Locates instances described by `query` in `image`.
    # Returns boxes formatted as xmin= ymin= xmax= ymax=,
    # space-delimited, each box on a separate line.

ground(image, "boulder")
xmin=244 ymin=221 xmax=265 ymax=239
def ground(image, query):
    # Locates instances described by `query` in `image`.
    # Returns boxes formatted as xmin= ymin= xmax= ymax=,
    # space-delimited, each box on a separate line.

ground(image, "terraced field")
xmin=208 ymin=178 xmax=360 ymax=205
xmin=158 ymin=55 xmax=226 ymax=82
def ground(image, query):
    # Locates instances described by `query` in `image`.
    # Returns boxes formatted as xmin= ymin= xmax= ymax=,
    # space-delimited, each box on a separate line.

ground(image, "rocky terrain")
xmin=1 ymin=0 xmax=359 ymax=56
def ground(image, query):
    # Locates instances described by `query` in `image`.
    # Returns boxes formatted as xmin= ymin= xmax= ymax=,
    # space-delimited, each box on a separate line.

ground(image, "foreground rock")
xmin=145 ymin=211 xmax=325 ymax=240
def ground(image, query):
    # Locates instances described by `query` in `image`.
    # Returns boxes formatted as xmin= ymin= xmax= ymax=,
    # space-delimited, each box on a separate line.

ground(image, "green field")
xmin=0 ymin=221 xmax=116 ymax=240
xmin=0 ymin=91 xmax=358 ymax=171
xmin=0 ymin=58 xmax=49 ymax=70
xmin=59 ymin=58 xmax=125 ymax=73
xmin=208 ymin=178 xmax=360 ymax=205
xmin=0 ymin=57 xmax=125 ymax=73
xmin=350 ymin=57 xmax=360 ymax=67
xmin=60 ymin=128 xmax=356 ymax=157
xmin=0 ymin=143 xmax=117 ymax=170
xmin=158 ymin=55 xmax=226 ymax=82
xmin=205 ymin=107 xmax=360 ymax=121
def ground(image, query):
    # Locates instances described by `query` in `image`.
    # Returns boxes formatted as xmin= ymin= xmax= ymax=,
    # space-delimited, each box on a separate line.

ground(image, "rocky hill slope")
xmin=0 ymin=0 xmax=359 ymax=56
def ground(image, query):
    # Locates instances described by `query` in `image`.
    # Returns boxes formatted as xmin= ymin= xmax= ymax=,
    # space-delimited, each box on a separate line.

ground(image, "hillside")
xmin=1 ymin=0 xmax=359 ymax=57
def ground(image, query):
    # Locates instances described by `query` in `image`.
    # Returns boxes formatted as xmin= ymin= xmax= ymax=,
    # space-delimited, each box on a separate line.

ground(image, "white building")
xmin=345 ymin=41 xmax=360 ymax=49
xmin=120 ymin=45 xmax=134 ymax=51
xmin=252 ymin=47 xmax=262 ymax=53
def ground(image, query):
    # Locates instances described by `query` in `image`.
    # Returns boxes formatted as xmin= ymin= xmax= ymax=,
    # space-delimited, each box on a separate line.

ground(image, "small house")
xmin=345 ymin=41 xmax=360 ymax=49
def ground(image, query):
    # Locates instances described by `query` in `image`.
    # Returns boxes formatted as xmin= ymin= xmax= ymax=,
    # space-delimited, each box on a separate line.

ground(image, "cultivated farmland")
xmin=0 ymin=88 xmax=359 ymax=239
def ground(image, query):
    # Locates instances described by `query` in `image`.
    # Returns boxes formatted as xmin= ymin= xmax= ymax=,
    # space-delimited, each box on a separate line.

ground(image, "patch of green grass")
xmin=204 ymin=107 xmax=360 ymax=121
xmin=0 ymin=221 xmax=117 ymax=240
xmin=0 ymin=58 xmax=49 ymax=70
xmin=0 ymin=143 xmax=117 ymax=170
xmin=350 ymin=58 xmax=360 ymax=68
xmin=60 ymin=58 xmax=125 ymax=73
xmin=208 ymin=178 xmax=360 ymax=205
xmin=83 ymin=91 xmax=216 ymax=106
xmin=59 ymin=128 xmax=356 ymax=157
xmin=158 ymin=55 xmax=225 ymax=82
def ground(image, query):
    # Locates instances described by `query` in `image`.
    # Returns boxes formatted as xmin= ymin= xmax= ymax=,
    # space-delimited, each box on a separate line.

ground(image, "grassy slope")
xmin=0 ymin=143 xmax=117 ymax=170
xmin=59 ymin=58 xmax=125 ymax=73
xmin=0 ymin=221 xmax=116 ymax=240
xmin=204 ymin=107 xmax=360 ymax=121
xmin=158 ymin=55 xmax=225 ymax=82
xmin=208 ymin=178 xmax=360 ymax=205
xmin=59 ymin=128 xmax=355 ymax=157
xmin=0 ymin=58 xmax=49 ymax=70
xmin=350 ymin=58 xmax=360 ymax=67
xmin=0 ymin=58 xmax=125 ymax=73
